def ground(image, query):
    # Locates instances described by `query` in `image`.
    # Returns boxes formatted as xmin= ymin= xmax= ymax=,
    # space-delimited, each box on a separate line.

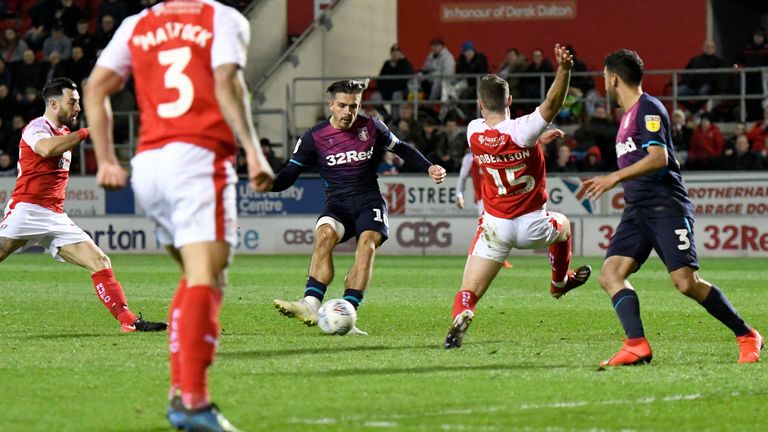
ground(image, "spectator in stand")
xmin=580 ymin=145 xmax=606 ymax=172
xmin=18 ymin=87 xmax=45 ymax=122
xmin=0 ymin=58 xmax=11 ymax=89
xmin=737 ymin=29 xmax=768 ymax=120
xmin=420 ymin=38 xmax=455 ymax=102
xmin=67 ymin=46 xmax=92 ymax=88
xmin=260 ymin=138 xmax=284 ymax=172
xmin=2 ymin=28 xmax=29 ymax=64
xmin=746 ymin=102 xmax=768 ymax=155
xmin=722 ymin=134 xmax=767 ymax=170
xmin=25 ymin=0 xmax=56 ymax=51
xmin=670 ymin=109 xmax=693 ymax=166
xmin=377 ymin=151 xmax=401 ymax=176
xmin=54 ymin=0 xmax=83 ymax=38
xmin=687 ymin=112 xmax=725 ymax=169
xmin=415 ymin=115 xmax=449 ymax=170
xmin=455 ymin=40 xmax=488 ymax=117
xmin=13 ymin=49 xmax=46 ymax=94
xmin=553 ymin=144 xmax=578 ymax=172
xmin=0 ymin=118 xmax=9 ymax=155
xmin=0 ymin=151 xmax=15 ymax=176
xmin=497 ymin=48 xmax=527 ymax=98
xmin=0 ymin=84 xmax=15 ymax=121
xmin=43 ymin=25 xmax=72 ymax=60
xmin=567 ymin=45 xmax=594 ymax=94
xmin=678 ymin=40 xmax=728 ymax=114
xmin=9 ymin=115 xmax=24 ymax=147
xmin=234 ymin=148 xmax=248 ymax=175
xmin=44 ymin=51 xmax=68 ymax=82
xmin=724 ymin=122 xmax=747 ymax=154
xmin=377 ymin=44 xmax=413 ymax=102
xmin=445 ymin=115 xmax=467 ymax=171
xmin=72 ymin=19 xmax=95 ymax=60
xmin=573 ymin=105 xmax=617 ymax=170
xmin=522 ymin=48 xmax=554 ymax=102
xmin=99 ymin=0 xmax=131 ymax=27
xmin=93 ymin=15 xmax=117 ymax=55
xmin=388 ymin=102 xmax=420 ymax=143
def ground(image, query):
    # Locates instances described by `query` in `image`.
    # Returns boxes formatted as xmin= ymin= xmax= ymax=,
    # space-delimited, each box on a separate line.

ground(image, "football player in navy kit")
xmin=579 ymin=50 xmax=762 ymax=366
xmin=272 ymin=80 xmax=446 ymax=334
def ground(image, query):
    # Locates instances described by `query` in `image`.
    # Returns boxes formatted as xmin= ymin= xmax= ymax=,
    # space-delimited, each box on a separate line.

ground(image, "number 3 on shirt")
xmin=157 ymin=47 xmax=193 ymax=119
xmin=486 ymin=164 xmax=535 ymax=196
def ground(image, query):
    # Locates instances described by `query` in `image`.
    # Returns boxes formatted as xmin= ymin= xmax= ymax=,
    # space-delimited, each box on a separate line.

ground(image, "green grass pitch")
xmin=1 ymin=254 xmax=766 ymax=431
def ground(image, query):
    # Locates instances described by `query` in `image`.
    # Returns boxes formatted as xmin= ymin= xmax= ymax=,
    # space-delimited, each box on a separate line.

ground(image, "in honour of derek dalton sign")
xmin=441 ymin=1 xmax=577 ymax=22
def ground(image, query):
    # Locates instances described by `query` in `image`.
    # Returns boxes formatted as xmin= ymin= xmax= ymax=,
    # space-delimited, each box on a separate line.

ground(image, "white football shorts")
xmin=131 ymin=142 xmax=238 ymax=249
xmin=469 ymin=208 xmax=564 ymax=262
xmin=0 ymin=200 xmax=92 ymax=261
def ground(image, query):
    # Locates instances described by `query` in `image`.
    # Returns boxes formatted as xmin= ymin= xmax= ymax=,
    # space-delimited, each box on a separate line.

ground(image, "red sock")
xmin=452 ymin=290 xmax=478 ymax=319
xmin=168 ymin=278 xmax=187 ymax=397
xmin=91 ymin=268 xmax=137 ymax=325
xmin=548 ymin=235 xmax=572 ymax=284
xmin=180 ymin=285 xmax=222 ymax=409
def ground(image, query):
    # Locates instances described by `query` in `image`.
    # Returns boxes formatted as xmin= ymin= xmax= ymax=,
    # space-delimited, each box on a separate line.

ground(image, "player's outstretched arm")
xmin=214 ymin=63 xmax=274 ymax=192
xmin=84 ymin=65 xmax=128 ymax=189
xmin=390 ymin=141 xmax=446 ymax=183
xmin=538 ymin=44 xmax=573 ymax=123
xmin=33 ymin=128 xmax=89 ymax=158
xmin=537 ymin=128 xmax=565 ymax=146
xmin=578 ymin=145 xmax=668 ymax=201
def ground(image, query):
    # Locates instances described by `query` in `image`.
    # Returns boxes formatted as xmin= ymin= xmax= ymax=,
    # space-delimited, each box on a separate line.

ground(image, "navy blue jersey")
xmin=615 ymin=93 xmax=693 ymax=216
xmin=273 ymin=114 xmax=431 ymax=199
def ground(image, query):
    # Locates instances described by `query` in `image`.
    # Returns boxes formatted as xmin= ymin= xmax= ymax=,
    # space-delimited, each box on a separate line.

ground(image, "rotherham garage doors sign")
xmin=440 ymin=1 xmax=577 ymax=22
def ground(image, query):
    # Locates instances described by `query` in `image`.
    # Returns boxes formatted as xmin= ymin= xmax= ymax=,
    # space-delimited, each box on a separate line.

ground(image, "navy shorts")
xmin=606 ymin=214 xmax=698 ymax=273
xmin=320 ymin=194 xmax=389 ymax=244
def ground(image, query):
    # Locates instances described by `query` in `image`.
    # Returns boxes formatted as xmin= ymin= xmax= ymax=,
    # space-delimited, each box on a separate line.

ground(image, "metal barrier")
xmin=290 ymin=66 xmax=768 ymax=136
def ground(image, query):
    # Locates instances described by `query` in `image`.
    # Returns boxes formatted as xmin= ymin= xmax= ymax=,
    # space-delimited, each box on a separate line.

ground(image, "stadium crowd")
xmin=0 ymin=1 xmax=767 ymax=176
xmin=370 ymin=32 xmax=768 ymax=174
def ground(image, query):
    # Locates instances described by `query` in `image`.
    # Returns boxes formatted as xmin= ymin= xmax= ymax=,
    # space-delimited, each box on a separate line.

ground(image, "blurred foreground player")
xmin=445 ymin=45 xmax=592 ymax=350
xmin=85 ymin=0 xmax=274 ymax=430
xmin=579 ymin=49 xmax=762 ymax=366
xmin=273 ymin=79 xmax=446 ymax=334
xmin=0 ymin=77 xmax=166 ymax=334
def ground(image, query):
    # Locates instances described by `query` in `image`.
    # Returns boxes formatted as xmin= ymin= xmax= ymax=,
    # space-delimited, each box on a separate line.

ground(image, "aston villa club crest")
xmin=358 ymin=127 xmax=369 ymax=141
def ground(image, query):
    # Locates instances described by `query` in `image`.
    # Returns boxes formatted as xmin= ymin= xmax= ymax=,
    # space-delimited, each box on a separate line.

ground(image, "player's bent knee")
xmin=598 ymin=269 xmax=621 ymax=291
xmin=316 ymin=217 xmax=343 ymax=243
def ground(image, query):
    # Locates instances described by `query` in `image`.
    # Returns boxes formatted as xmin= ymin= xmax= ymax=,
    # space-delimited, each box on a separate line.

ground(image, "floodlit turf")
xmin=1 ymin=253 xmax=766 ymax=431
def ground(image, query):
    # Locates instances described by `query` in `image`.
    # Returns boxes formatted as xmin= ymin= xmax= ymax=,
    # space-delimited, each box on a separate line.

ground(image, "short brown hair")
xmin=477 ymin=75 xmax=509 ymax=113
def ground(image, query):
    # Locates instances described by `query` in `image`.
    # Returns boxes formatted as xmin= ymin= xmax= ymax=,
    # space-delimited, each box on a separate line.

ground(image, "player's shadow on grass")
xmin=268 ymin=362 xmax=587 ymax=377
xmin=20 ymin=332 xmax=116 ymax=339
xmin=218 ymin=340 xmax=508 ymax=359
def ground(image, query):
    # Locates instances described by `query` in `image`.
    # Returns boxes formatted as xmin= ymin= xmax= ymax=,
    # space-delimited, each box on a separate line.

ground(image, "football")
xmin=317 ymin=299 xmax=357 ymax=335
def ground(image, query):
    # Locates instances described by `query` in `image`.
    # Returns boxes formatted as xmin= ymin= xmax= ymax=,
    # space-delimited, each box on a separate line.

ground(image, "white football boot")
xmin=273 ymin=299 xmax=319 ymax=326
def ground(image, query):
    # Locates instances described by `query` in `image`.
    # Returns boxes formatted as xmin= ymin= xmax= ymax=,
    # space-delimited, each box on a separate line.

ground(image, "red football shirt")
xmin=10 ymin=116 xmax=72 ymax=213
xmin=96 ymin=0 xmax=249 ymax=158
xmin=466 ymin=108 xmax=550 ymax=219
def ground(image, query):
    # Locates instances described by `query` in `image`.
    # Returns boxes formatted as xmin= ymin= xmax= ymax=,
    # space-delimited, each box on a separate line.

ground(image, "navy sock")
xmin=611 ymin=288 xmax=645 ymax=339
xmin=343 ymin=289 xmax=364 ymax=309
xmin=699 ymin=285 xmax=750 ymax=337
xmin=304 ymin=277 xmax=327 ymax=302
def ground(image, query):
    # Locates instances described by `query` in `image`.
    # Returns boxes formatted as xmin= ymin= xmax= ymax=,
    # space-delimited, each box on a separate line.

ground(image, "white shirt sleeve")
xmin=22 ymin=120 xmax=53 ymax=153
xmin=456 ymin=152 xmax=473 ymax=196
xmin=211 ymin=5 xmax=249 ymax=69
xmin=96 ymin=14 xmax=141 ymax=79
xmin=506 ymin=107 xmax=550 ymax=148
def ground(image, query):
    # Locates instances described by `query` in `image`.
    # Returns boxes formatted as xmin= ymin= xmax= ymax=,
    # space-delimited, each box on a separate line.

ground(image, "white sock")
xmin=552 ymin=275 xmax=568 ymax=288
xmin=304 ymin=296 xmax=321 ymax=311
